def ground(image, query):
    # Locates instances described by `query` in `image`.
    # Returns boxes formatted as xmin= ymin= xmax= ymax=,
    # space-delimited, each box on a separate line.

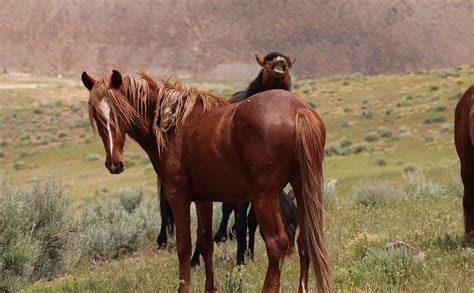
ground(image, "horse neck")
xmin=124 ymin=88 xmax=163 ymax=175
xmin=245 ymin=71 xmax=292 ymax=99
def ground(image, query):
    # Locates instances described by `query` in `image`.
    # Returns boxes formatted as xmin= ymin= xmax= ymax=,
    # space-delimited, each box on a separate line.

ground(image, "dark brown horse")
xmin=82 ymin=70 xmax=333 ymax=292
xmin=229 ymin=52 xmax=295 ymax=103
xmin=454 ymin=84 xmax=474 ymax=236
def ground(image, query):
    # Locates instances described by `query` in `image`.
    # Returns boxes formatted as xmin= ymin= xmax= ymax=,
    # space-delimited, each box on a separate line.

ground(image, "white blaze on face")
xmin=99 ymin=99 xmax=113 ymax=156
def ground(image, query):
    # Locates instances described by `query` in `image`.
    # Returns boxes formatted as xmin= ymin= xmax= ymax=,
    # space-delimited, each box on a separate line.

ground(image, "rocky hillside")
xmin=0 ymin=0 xmax=472 ymax=79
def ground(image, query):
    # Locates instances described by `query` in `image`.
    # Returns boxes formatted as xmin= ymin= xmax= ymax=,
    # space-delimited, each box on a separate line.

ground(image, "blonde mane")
xmin=88 ymin=73 xmax=226 ymax=154
xmin=153 ymin=80 xmax=227 ymax=153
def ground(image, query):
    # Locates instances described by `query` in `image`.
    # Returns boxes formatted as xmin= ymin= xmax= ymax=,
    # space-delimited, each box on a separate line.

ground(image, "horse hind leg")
xmin=247 ymin=203 xmax=258 ymax=260
xmin=157 ymin=187 xmax=172 ymax=249
xmin=236 ymin=201 xmax=251 ymax=265
xmin=253 ymin=192 xmax=289 ymax=292
xmin=213 ymin=203 xmax=233 ymax=243
xmin=290 ymin=180 xmax=310 ymax=293
xmin=196 ymin=202 xmax=217 ymax=291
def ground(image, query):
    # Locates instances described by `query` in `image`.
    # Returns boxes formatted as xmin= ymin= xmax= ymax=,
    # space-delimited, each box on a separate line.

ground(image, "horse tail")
xmin=295 ymin=108 xmax=334 ymax=292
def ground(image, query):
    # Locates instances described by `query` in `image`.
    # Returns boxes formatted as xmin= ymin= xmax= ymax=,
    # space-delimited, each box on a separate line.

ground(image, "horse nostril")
xmin=117 ymin=161 xmax=124 ymax=173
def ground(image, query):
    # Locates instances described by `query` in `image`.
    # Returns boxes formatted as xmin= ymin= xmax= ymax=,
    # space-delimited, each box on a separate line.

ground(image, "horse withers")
xmin=454 ymin=84 xmax=474 ymax=236
xmin=82 ymin=70 xmax=333 ymax=292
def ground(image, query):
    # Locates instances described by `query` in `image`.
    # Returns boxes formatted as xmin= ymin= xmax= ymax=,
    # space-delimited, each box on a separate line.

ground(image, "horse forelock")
xmin=153 ymin=80 xmax=227 ymax=154
xmin=88 ymin=74 xmax=153 ymax=136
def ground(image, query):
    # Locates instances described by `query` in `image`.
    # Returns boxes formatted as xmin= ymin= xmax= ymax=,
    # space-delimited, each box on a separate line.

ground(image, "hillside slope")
xmin=0 ymin=0 xmax=473 ymax=79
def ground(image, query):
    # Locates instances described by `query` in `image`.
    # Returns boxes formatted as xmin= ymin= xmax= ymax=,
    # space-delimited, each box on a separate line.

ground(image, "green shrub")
xmin=338 ymin=120 xmax=349 ymax=128
xmin=13 ymin=161 xmax=27 ymax=170
xmin=0 ymin=150 xmax=4 ymax=158
xmin=423 ymin=115 xmax=445 ymax=124
xmin=0 ymin=179 xmax=79 ymax=291
xmin=405 ymin=172 xmax=445 ymax=198
xmin=441 ymin=123 xmax=454 ymax=133
xmin=361 ymin=110 xmax=373 ymax=119
xmin=79 ymin=190 xmax=158 ymax=261
xmin=339 ymin=137 xmax=353 ymax=148
xmin=448 ymin=91 xmax=463 ymax=100
xmin=373 ymin=157 xmax=386 ymax=166
xmin=353 ymin=182 xmax=405 ymax=207
xmin=118 ymin=187 xmax=144 ymax=213
xmin=364 ymin=134 xmax=378 ymax=142
xmin=223 ymin=267 xmax=244 ymax=293
xmin=377 ymin=126 xmax=392 ymax=138
xmin=83 ymin=154 xmax=100 ymax=162
xmin=432 ymin=105 xmax=446 ymax=112
xmin=345 ymin=233 xmax=386 ymax=260
xmin=429 ymin=85 xmax=439 ymax=91
xmin=352 ymin=248 xmax=423 ymax=287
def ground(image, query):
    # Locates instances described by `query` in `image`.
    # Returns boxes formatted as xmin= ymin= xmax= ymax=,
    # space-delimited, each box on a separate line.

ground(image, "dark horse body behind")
xmin=454 ymin=84 xmax=474 ymax=235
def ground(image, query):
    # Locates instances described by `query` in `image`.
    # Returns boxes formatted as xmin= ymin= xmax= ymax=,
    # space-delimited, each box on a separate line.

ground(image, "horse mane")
xmin=154 ymin=79 xmax=227 ymax=154
xmin=88 ymin=72 xmax=157 ymax=136
xmin=244 ymin=71 xmax=265 ymax=99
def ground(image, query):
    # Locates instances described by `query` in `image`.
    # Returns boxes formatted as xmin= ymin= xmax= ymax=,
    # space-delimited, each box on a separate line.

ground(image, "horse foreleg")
xmin=247 ymin=204 xmax=258 ymax=260
xmin=167 ymin=193 xmax=192 ymax=293
xmin=253 ymin=193 xmax=289 ymax=292
xmin=213 ymin=203 xmax=233 ymax=243
xmin=196 ymin=202 xmax=217 ymax=292
xmin=236 ymin=201 xmax=251 ymax=265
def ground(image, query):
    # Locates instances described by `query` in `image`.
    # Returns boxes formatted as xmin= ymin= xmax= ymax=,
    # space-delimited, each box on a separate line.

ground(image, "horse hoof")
xmin=191 ymin=258 xmax=201 ymax=267
xmin=213 ymin=233 xmax=227 ymax=243
xmin=156 ymin=237 xmax=167 ymax=249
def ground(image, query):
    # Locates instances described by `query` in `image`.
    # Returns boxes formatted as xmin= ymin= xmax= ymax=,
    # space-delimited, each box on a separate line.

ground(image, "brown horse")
xmin=454 ymin=84 xmax=474 ymax=235
xmin=82 ymin=70 xmax=333 ymax=292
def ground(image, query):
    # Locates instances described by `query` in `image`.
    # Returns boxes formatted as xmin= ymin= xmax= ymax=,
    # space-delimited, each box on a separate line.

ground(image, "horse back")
xmin=183 ymin=90 xmax=318 ymax=202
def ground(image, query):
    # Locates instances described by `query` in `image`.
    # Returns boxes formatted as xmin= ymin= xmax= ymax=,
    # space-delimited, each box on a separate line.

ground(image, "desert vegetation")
xmin=0 ymin=65 xmax=473 ymax=291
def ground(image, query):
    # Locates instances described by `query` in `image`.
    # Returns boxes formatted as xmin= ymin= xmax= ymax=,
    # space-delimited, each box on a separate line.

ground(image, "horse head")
xmin=81 ymin=70 xmax=152 ymax=174
xmin=255 ymin=52 xmax=295 ymax=83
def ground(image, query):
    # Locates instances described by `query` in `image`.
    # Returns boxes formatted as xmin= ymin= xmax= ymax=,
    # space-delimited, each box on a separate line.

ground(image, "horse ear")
xmin=289 ymin=57 xmax=296 ymax=68
xmin=111 ymin=70 xmax=123 ymax=89
xmin=81 ymin=71 xmax=96 ymax=91
xmin=255 ymin=54 xmax=265 ymax=66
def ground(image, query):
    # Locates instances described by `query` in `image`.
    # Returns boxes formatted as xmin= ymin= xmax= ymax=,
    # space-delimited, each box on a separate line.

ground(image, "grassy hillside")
xmin=0 ymin=66 xmax=473 ymax=291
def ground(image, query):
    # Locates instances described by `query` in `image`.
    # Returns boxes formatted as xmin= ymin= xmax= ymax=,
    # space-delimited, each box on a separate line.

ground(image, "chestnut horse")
xmin=454 ymin=84 xmax=474 ymax=235
xmin=82 ymin=70 xmax=333 ymax=292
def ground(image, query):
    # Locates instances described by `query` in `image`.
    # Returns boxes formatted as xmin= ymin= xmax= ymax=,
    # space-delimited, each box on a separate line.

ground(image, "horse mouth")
xmin=272 ymin=66 xmax=286 ymax=77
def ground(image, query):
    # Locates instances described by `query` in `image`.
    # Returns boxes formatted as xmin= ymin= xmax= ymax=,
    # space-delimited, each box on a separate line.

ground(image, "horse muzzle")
xmin=106 ymin=161 xmax=124 ymax=174
xmin=272 ymin=56 xmax=288 ymax=78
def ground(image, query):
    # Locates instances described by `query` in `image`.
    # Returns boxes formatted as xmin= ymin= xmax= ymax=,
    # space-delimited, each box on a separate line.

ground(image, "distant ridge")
xmin=0 ymin=0 xmax=472 ymax=80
